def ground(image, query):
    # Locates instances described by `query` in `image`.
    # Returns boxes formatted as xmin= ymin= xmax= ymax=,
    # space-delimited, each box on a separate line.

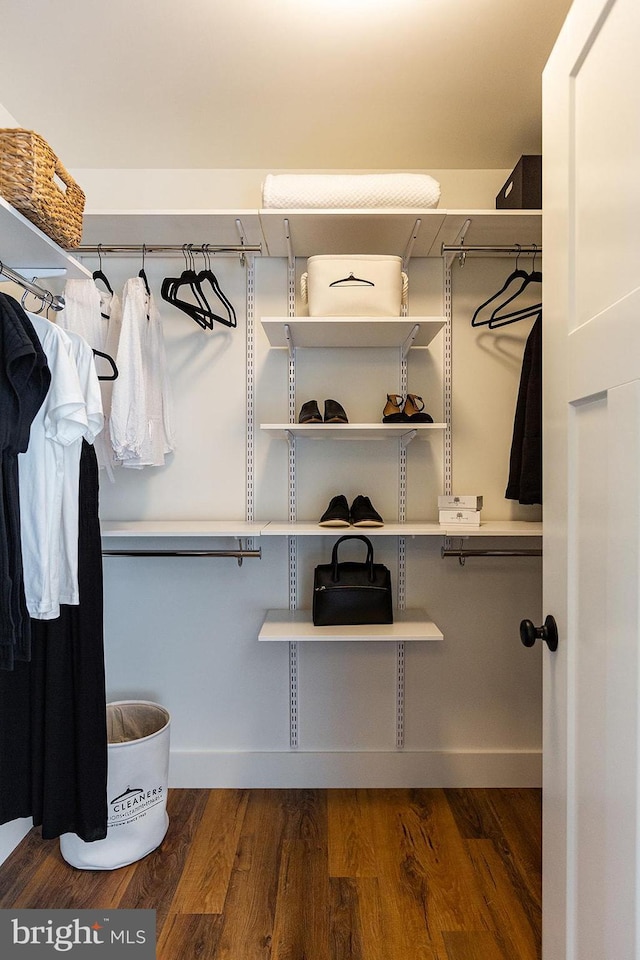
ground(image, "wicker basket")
xmin=0 ymin=128 xmax=85 ymax=248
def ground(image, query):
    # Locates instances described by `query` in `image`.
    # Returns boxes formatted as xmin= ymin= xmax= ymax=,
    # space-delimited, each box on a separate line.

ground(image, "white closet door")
xmin=542 ymin=0 xmax=640 ymax=957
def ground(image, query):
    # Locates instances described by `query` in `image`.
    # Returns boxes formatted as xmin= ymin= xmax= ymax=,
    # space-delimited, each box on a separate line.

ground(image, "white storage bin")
xmin=301 ymin=255 xmax=408 ymax=317
xmin=59 ymin=701 xmax=171 ymax=870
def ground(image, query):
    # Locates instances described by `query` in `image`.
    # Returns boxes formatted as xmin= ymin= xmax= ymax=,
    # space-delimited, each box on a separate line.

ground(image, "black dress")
xmin=505 ymin=313 xmax=542 ymax=505
xmin=0 ymin=297 xmax=107 ymax=841
xmin=0 ymin=293 xmax=50 ymax=667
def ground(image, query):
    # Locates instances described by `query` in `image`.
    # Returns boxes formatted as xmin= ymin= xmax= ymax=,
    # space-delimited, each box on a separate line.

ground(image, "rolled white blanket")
xmin=262 ymin=172 xmax=441 ymax=209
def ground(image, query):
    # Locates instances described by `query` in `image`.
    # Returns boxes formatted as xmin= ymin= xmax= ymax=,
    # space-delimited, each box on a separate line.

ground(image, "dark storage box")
xmin=496 ymin=155 xmax=542 ymax=210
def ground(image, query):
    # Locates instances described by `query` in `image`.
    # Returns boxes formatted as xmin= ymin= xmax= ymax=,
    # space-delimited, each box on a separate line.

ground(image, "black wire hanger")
xmin=161 ymin=245 xmax=236 ymax=330
xmin=471 ymin=245 xmax=531 ymax=327
xmin=329 ymin=272 xmax=375 ymax=287
xmin=92 ymin=348 xmax=118 ymax=381
xmin=138 ymin=243 xmax=151 ymax=297
xmin=93 ymin=244 xmax=114 ymax=320
xmin=489 ymin=245 xmax=542 ymax=327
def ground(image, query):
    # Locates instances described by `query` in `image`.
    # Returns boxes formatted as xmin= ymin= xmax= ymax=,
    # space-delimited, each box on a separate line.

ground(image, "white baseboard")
xmin=0 ymin=818 xmax=31 ymax=867
xmin=169 ymin=749 xmax=542 ymax=789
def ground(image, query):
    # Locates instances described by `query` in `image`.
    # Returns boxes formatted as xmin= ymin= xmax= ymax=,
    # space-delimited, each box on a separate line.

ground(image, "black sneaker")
xmin=350 ymin=495 xmax=384 ymax=527
xmin=319 ymin=494 xmax=351 ymax=527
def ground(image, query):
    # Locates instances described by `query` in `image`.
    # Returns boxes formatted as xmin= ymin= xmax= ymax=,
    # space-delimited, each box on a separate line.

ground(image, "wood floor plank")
xmin=9 ymin=845 xmax=136 ymax=910
xmin=117 ymin=788 xmax=209 ymax=934
xmin=170 ymin=789 xmax=248 ymax=914
xmin=327 ymin=789 xmax=378 ymax=878
xmin=365 ymin=789 xmax=442 ymax=960
xmin=0 ymin=831 xmax=64 ymax=907
xmin=271 ymin=838 xmax=331 ymax=960
xmin=444 ymin=789 xmax=504 ymax=841
xmin=463 ymin=839 xmax=540 ymax=960
xmin=389 ymin=789 xmax=492 ymax=934
xmin=445 ymin=787 xmax=542 ymax=942
xmin=442 ymin=930 xmax=512 ymax=960
xmin=329 ymin=878 xmax=365 ymax=960
xmin=211 ymin=790 xmax=297 ymax=960
xmin=484 ymin=789 xmax=542 ymax=914
xmin=157 ymin=912 xmax=223 ymax=960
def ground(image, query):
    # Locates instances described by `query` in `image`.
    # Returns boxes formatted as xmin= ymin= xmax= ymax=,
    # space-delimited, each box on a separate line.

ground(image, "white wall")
xmin=70 ymin=167 xmax=511 ymax=211
xmin=0 ymin=102 xmax=19 ymax=126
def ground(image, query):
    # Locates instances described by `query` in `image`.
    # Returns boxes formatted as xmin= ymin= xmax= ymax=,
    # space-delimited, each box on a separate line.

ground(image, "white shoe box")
xmin=439 ymin=509 xmax=482 ymax=526
xmin=437 ymin=495 xmax=483 ymax=510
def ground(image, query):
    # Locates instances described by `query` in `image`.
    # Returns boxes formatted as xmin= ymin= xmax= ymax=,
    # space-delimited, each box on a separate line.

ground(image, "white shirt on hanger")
xmin=19 ymin=314 xmax=90 ymax=620
xmin=59 ymin=278 xmax=122 ymax=477
xmin=58 ymin=329 xmax=103 ymax=607
xmin=110 ymin=276 xmax=174 ymax=468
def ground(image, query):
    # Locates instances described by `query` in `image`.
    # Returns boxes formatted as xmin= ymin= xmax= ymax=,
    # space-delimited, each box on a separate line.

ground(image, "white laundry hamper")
xmin=60 ymin=701 xmax=171 ymax=870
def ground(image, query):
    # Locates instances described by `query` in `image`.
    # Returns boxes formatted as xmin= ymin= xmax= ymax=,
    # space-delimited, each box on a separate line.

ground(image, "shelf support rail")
xmin=287 ymin=255 xmax=299 ymax=749
xmin=0 ymin=259 xmax=65 ymax=311
xmin=402 ymin=218 xmax=422 ymax=269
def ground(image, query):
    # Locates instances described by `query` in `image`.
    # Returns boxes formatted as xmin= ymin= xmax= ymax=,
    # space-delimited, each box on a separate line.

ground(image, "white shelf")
xmin=100 ymin=520 xmax=266 ymax=538
xmin=443 ymin=520 xmax=542 ymax=537
xmin=433 ymin=209 xmax=542 ymax=254
xmin=259 ymin=609 xmax=443 ymax=642
xmin=259 ymin=208 xmax=446 ymax=258
xmin=99 ymin=519 xmax=541 ymax=539
xmin=78 ymin=208 xmax=542 ymax=261
xmin=259 ymin=208 xmax=541 ymax=258
xmin=80 ymin=209 xmax=264 ymax=251
xmin=260 ymin=520 xmax=542 ymax=537
xmin=0 ymin=196 xmax=90 ymax=278
xmin=260 ymin=423 xmax=446 ymax=441
xmin=261 ymin=316 xmax=446 ymax=350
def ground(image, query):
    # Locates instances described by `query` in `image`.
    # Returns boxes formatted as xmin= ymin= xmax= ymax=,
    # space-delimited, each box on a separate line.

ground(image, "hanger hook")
xmin=97 ymin=243 xmax=104 ymax=273
xmin=515 ymin=242 xmax=522 ymax=271
xmin=531 ymin=243 xmax=538 ymax=273
xmin=141 ymin=242 xmax=146 ymax=272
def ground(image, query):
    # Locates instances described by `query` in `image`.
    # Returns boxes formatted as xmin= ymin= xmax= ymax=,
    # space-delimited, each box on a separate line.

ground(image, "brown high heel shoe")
xmin=382 ymin=393 xmax=405 ymax=423
xmin=403 ymin=394 xmax=433 ymax=423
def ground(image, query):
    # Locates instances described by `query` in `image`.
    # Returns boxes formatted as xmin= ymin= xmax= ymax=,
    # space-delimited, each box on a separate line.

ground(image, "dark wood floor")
xmin=0 ymin=788 xmax=541 ymax=960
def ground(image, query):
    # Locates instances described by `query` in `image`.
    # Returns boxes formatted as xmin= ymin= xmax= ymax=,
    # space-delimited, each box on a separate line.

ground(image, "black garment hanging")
xmin=0 ymin=294 xmax=51 ymax=668
xmin=505 ymin=313 xmax=542 ymax=505
xmin=0 ymin=440 xmax=108 ymax=841
xmin=0 ymin=294 xmax=107 ymax=840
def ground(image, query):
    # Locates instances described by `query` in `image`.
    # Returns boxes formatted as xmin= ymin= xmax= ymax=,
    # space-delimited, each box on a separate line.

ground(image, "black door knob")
xmin=520 ymin=615 xmax=558 ymax=652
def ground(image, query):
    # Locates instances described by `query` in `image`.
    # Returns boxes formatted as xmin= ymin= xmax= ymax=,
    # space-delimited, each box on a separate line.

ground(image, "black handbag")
xmin=312 ymin=535 xmax=393 ymax=626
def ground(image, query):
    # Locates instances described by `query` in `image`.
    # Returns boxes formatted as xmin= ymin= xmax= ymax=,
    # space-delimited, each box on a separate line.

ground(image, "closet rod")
xmin=441 ymin=546 xmax=542 ymax=565
xmin=102 ymin=548 xmax=262 ymax=568
xmin=74 ymin=243 xmax=262 ymax=256
xmin=0 ymin=260 xmax=65 ymax=311
xmin=440 ymin=243 xmax=542 ymax=255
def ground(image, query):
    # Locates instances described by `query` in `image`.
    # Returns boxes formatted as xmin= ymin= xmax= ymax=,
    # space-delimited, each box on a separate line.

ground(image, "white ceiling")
xmin=0 ymin=0 xmax=572 ymax=171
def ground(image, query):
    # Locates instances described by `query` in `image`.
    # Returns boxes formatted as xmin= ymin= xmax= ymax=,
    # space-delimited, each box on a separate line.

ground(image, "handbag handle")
xmin=330 ymin=535 xmax=375 ymax=582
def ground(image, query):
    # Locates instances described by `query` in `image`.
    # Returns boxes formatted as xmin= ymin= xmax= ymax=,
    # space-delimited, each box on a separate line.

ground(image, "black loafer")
xmin=319 ymin=494 xmax=351 ymax=527
xmin=324 ymin=399 xmax=348 ymax=423
xmin=350 ymin=495 xmax=384 ymax=527
xmin=299 ymin=400 xmax=322 ymax=423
